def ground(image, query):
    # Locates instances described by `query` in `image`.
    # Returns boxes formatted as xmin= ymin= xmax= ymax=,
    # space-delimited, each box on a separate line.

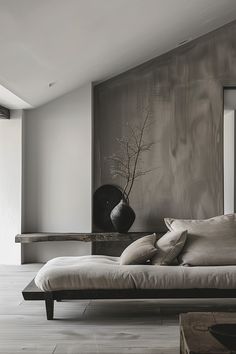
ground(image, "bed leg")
xmin=45 ymin=293 xmax=54 ymax=320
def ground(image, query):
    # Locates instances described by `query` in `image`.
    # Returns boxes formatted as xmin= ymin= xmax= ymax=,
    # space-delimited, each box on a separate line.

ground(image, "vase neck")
xmin=121 ymin=197 xmax=129 ymax=205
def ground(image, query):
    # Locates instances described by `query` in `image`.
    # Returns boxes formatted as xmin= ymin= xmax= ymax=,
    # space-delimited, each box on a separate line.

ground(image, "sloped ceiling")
xmin=0 ymin=0 xmax=236 ymax=108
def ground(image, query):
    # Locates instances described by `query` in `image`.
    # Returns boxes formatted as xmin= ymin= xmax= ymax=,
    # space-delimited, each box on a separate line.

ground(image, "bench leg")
xmin=45 ymin=295 xmax=54 ymax=320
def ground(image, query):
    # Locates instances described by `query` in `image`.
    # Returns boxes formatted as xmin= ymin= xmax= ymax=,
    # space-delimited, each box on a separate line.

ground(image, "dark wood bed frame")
xmin=19 ymin=233 xmax=236 ymax=320
xmin=23 ymin=279 xmax=236 ymax=320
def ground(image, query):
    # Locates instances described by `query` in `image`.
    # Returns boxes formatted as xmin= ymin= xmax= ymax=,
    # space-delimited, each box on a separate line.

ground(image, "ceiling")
xmin=0 ymin=0 xmax=236 ymax=109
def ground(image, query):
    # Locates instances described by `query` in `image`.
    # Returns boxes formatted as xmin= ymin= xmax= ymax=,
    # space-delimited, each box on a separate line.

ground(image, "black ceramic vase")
xmin=110 ymin=199 xmax=135 ymax=233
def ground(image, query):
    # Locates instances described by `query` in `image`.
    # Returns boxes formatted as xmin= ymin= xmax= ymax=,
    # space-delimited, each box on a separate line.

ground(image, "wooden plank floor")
xmin=1 ymin=265 xmax=236 ymax=354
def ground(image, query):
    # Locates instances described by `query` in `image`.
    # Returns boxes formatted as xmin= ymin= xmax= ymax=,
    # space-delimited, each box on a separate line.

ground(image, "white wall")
xmin=22 ymin=83 xmax=92 ymax=262
xmin=0 ymin=110 xmax=23 ymax=264
xmin=224 ymin=109 xmax=235 ymax=214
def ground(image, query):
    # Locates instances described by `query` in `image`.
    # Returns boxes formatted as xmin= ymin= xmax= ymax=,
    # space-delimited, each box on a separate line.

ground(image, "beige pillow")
xmin=120 ymin=234 xmax=157 ymax=265
xmin=165 ymin=214 xmax=236 ymax=266
xmin=151 ymin=230 xmax=187 ymax=265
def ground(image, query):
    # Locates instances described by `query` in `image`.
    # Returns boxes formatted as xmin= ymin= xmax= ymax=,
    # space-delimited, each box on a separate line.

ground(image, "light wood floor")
xmin=1 ymin=264 xmax=236 ymax=354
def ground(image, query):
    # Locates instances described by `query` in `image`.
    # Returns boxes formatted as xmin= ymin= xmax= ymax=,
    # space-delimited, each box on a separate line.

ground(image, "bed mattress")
xmin=35 ymin=255 xmax=236 ymax=291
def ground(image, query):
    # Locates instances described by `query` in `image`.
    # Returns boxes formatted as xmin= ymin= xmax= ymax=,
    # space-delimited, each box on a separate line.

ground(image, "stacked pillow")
xmin=151 ymin=230 xmax=187 ymax=265
xmin=120 ymin=230 xmax=187 ymax=265
xmin=120 ymin=233 xmax=157 ymax=265
xmin=165 ymin=213 xmax=236 ymax=266
xmin=120 ymin=213 xmax=236 ymax=266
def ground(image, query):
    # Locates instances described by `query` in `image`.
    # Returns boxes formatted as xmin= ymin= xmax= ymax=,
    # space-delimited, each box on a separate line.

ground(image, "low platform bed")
xmin=22 ymin=254 xmax=236 ymax=320
xmin=23 ymin=279 xmax=236 ymax=320
xmin=21 ymin=215 xmax=236 ymax=319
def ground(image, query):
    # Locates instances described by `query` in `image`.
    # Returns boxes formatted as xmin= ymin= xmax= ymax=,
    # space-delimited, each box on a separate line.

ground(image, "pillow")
xmin=120 ymin=234 xmax=157 ymax=265
xmin=151 ymin=230 xmax=187 ymax=265
xmin=165 ymin=214 xmax=236 ymax=266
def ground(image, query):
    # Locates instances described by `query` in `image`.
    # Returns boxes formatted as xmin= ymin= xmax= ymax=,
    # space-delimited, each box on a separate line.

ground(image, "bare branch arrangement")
xmin=108 ymin=110 xmax=154 ymax=201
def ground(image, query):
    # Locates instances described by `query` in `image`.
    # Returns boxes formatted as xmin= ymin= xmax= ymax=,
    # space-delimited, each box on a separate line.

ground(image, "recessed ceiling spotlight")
xmin=48 ymin=82 xmax=56 ymax=88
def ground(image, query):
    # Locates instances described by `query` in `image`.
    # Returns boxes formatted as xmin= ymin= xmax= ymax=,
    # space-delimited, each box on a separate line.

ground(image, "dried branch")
xmin=139 ymin=142 xmax=155 ymax=151
xmin=125 ymin=110 xmax=150 ymax=198
xmin=107 ymin=155 xmax=129 ymax=171
xmin=107 ymin=107 xmax=155 ymax=200
xmin=134 ymin=168 xmax=155 ymax=179
xmin=110 ymin=169 xmax=129 ymax=178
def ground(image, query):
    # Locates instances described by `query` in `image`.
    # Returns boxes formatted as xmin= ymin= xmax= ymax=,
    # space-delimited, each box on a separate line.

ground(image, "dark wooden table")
xmin=180 ymin=312 xmax=236 ymax=354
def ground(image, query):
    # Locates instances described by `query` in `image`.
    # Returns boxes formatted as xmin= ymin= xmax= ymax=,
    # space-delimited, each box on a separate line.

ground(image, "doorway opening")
xmin=224 ymin=87 xmax=236 ymax=213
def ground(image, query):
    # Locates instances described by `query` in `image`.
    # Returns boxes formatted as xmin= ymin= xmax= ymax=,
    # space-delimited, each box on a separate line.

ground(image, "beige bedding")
xmin=165 ymin=214 xmax=236 ymax=266
xmin=35 ymin=255 xmax=236 ymax=292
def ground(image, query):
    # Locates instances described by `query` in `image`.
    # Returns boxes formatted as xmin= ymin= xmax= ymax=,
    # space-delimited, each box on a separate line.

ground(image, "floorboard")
xmin=1 ymin=264 xmax=236 ymax=354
